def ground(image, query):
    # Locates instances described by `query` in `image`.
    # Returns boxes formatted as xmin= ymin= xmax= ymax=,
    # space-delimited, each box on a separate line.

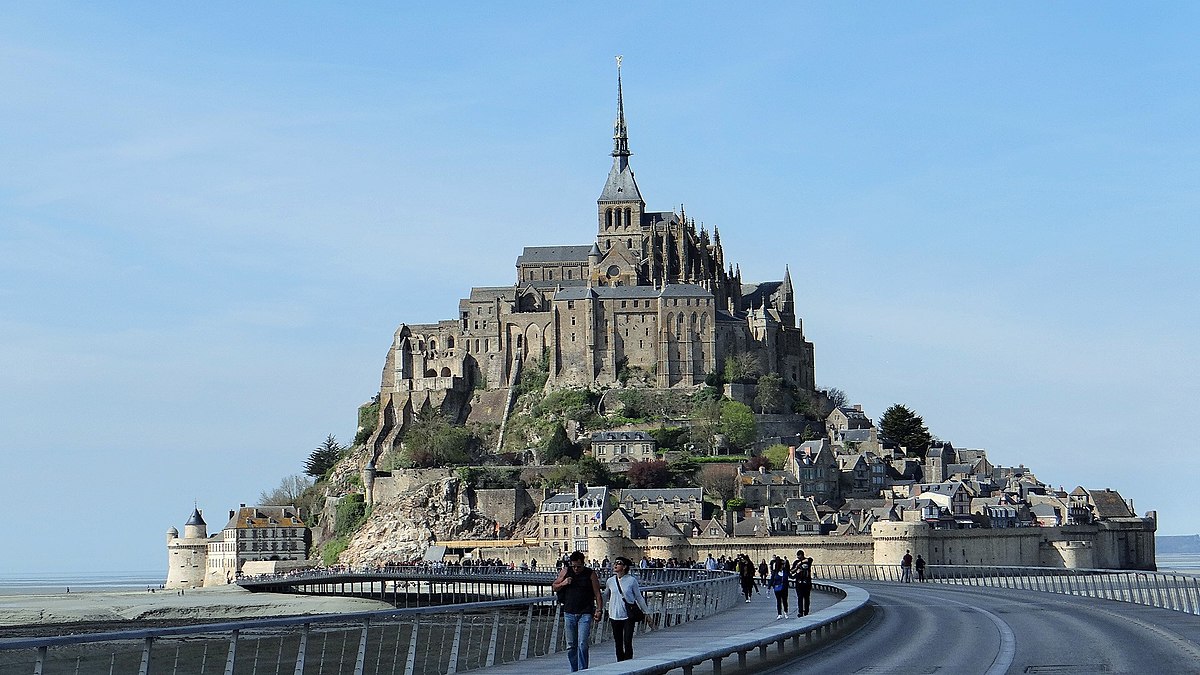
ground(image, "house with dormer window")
xmin=539 ymin=483 xmax=610 ymax=553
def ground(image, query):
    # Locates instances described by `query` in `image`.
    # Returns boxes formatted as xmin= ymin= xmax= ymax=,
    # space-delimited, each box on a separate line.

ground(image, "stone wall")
xmin=473 ymin=487 xmax=536 ymax=525
xmin=589 ymin=516 xmax=1158 ymax=570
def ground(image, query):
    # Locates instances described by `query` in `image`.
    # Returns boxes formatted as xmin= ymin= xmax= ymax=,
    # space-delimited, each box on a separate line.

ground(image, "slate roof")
xmin=740 ymin=281 xmax=784 ymax=308
xmin=1083 ymin=488 xmax=1135 ymax=518
xmin=223 ymin=506 xmax=305 ymax=530
xmin=621 ymin=487 xmax=703 ymax=502
xmin=592 ymin=430 xmax=654 ymax=442
xmin=467 ymin=286 xmax=515 ymax=302
xmin=646 ymin=516 xmax=686 ymax=537
xmin=186 ymin=508 xmax=206 ymax=527
xmin=599 ymin=161 xmax=644 ymax=204
xmin=842 ymin=428 xmax=874 ymax=442
xmin=516 ymin=245 xmax=593 ymax=265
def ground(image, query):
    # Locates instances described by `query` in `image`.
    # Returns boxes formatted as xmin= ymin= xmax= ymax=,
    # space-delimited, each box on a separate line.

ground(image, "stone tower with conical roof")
xmin=166 ymin=507 xmax=209 ymax=589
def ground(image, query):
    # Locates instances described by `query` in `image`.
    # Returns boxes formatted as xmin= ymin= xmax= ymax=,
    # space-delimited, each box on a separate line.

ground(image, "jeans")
xmin=564 ymin=611 xmax=594 ymax=671
xmin=795 ymin=582 xmax=811 ymax=616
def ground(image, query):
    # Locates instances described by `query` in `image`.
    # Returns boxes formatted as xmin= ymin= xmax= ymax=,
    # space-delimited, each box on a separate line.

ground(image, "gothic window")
xmin=447 ymin=336 xmax=455 ymax=348
xmin=566 ymin=269 xmax=572 ymax=279
xmin=606 ymin=240 xmax=612 ymax=249
xmin=624 ymin=208 xmax=632 ymax=229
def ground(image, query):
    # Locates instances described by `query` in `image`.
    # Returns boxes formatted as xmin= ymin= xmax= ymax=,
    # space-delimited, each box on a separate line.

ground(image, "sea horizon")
xmin=0 ymin=570 xmax=164 ymax=596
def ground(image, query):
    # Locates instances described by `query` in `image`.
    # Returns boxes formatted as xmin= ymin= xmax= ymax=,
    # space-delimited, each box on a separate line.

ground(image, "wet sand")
xmin=0 ymin=584 xmax=393 ymax=635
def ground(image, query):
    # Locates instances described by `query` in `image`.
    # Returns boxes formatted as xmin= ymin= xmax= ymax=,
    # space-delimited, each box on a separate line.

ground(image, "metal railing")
xmin=817 ymin=564 xmax=1200 ymax=615
xmin=587 ymin=581 xmax=869 ymax=675
xmin=0 ymin=570 xmax=740 ymax=675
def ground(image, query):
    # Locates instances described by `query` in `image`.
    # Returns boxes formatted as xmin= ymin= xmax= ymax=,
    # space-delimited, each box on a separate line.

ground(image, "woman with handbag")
xmin=603 ymin=556 xmax=650 ymax=662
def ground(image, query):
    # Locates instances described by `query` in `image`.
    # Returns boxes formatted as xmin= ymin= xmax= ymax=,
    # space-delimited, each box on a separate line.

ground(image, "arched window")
xmin=447 ymin=336 xmax=455 ymax=348
xmin=425 ymin=369 xmax=437 ymax=377
xmin=429 ymin=339 xmax=437 ymax=352
xmin=624 ymin=207 xmax=632 ymax=229
xmin=440 ymin=367 xmax=451 ymax=377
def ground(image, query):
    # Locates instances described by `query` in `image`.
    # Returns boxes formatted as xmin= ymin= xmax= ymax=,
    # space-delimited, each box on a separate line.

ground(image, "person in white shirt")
xmin=603 ymin=556 xmax=651 ymax=662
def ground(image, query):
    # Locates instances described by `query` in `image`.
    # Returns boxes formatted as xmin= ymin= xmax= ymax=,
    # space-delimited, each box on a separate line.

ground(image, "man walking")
xmin=551 ymin=551 xmax=603 ymax=671
xmin=791 ymin=549 xmax=813 ymax=616
xmin=916 ymin=554 xmax=927 ymax=582
xmin=901 ymin=550 xmax=914 ymax=583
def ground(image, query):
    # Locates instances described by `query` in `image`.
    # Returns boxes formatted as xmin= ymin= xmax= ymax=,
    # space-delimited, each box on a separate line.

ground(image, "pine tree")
xmin=304 ymin=434 xmax=344 ymax=478
xmin=878 ymin=405 xmax=933 ymax=459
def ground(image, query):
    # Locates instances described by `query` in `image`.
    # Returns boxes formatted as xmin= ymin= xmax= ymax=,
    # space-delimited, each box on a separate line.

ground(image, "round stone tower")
xmin=166 ymin=507 xmax=210 ymax=589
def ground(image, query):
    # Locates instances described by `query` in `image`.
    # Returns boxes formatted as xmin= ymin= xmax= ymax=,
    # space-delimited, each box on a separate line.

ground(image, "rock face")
xmin=339 ymin=476 xmax=499 ymax=566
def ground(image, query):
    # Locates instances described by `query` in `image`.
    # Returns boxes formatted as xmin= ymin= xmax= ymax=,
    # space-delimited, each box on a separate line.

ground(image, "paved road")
xmin=766 ymin=582 xmax=1200 ymax=674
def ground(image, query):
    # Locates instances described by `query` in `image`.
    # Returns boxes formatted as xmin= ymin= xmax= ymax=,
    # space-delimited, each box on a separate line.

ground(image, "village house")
xmin=539 ymin=484 xmax=611 ymax=554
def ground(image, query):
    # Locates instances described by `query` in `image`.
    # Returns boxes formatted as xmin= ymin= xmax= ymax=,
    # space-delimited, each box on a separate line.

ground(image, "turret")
xmin=183 ymin=507 xmax=207 ymax=540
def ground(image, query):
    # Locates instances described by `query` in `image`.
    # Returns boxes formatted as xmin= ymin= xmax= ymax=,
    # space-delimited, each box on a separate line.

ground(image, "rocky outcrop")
xmin=339 ymin=476 xmax=500 ymax=566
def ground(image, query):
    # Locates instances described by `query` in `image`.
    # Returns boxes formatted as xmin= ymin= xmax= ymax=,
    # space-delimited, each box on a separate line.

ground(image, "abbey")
xmin=368 ymin=66 xmax=815 ymax=453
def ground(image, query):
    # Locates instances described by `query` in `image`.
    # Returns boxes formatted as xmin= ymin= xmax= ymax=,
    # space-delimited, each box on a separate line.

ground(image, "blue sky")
xmin=2 ymin=4 xmax=1197 ymax=574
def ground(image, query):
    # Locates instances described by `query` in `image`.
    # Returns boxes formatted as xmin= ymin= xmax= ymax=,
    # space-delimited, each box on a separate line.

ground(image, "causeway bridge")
xmin=2 ymin=565 xmax=1199 ymax=674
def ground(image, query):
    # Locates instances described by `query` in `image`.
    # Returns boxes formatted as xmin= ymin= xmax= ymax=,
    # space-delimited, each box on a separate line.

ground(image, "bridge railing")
xmin=816 ymin=564 xmax=1200 ymax=615
xmin=0 ymin=570 xmax=740 ymax=675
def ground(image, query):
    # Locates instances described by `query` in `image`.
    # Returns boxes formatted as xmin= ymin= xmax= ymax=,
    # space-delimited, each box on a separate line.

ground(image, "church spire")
xmin=598 ymin=56 xmax=644 ymax=207
xmin=612 ymin=55 xmax=630 ymax=166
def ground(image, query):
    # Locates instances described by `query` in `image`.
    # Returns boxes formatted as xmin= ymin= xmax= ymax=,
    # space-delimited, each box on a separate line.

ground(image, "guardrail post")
xmin=485 ymin=610 xmax=501 ymax=666
xmin=354 ymin=618 xmax=370 ymax=675
xmin=447 ymin=614 xmax=464 ymax=674
xmin=223 ymin=630 xmax=239 ymax=675
xmin=138 ymin=636 xmax=153 ymax=675
xmin=549 ymin=598 xmax=561 ymax=653
xmin=293 ymin=623 xmax=309 ymax=675
xmin=523 ymin=603 xmax=539 ymax=660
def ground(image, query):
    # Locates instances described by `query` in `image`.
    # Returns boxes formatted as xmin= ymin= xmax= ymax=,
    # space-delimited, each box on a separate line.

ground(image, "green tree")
xmin=762 ymin=443 xmax=791 ymax=471
xmin=720 ymin=400 xmax=757 ymax=450
xmin=754 ymin=373 xmax=784 ymax=414
xmin=401 ymin=410 xmax=476 ymax=467
xmin=879 ymin=404 xmax=933 ymax=459
xmin=574 ymin=456 xmax=615 ymax=487
xmin=542 ymin=425 xmax=581 ymax=464
xmin=667 ymin=454 xmax=701 ymax=487
xmin=648 ymin=426 xmax=687 ymax=453
xmin=304 ymin=434 xmax=344 ymax=478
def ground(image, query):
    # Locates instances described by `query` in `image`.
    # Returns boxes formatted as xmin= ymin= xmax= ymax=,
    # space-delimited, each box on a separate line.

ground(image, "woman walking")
xmin=769 ymin=557 xmax=791 ymax=619
xmin=603 ymin=556 xmax=651 ymax=662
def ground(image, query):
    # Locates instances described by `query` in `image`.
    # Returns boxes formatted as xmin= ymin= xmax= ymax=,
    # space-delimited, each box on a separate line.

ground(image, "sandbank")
xmin=0 ymin=584 xmax=393 ymax=628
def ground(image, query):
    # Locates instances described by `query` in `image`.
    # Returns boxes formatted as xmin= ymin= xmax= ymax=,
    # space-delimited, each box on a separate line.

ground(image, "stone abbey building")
xmin=368 ymin=66 xmax=815 ymax=454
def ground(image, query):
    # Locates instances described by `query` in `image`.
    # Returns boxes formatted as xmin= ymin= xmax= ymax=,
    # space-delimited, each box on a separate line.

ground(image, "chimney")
xmin=229 ymin=510 xmax=235 ymax=520
xmin=853 ymin=404 xmax=862 ymax=411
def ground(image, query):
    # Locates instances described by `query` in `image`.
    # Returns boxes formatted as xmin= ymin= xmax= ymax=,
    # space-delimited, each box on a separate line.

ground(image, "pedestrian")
xmin=916 ymin=555 xmax=926 ymax=582
xmin=901 ymin=550 xmax=914 ymax=583
xmin=791 ymin=549 xmax=813 ymax=617
xmin=603 ymin=556 xmax=650 ymax=662
xmin=769 ymin=558 xmax=791 ymax=619
xmin=758 ymin=559 xmax=769 ymax=587
xmin=704 ymin=553 xmax=718 ymax=571
xmin=551 ymin=551 xmax=603 ymax=671
xmin=736 ymin=554 xmax=756 ymax=602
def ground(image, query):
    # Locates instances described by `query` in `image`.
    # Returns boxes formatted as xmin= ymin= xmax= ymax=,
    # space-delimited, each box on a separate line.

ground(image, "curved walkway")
xmin=479 ymin=583 xmax=867 ymax=674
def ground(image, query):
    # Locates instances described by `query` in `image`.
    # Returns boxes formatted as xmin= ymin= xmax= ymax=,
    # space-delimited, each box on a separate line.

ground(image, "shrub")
xmin=334 ymin=494 xmax=367 ymax=536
